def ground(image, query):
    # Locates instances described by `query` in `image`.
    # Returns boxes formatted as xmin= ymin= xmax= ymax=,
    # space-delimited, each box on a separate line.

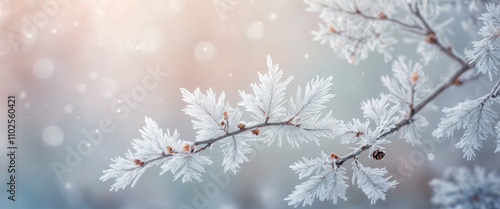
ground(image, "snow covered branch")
xmin=352 ymin=160 xmax=398 ymax=204
xmin=433 ymin=77 xmax=500 ymax=160
xmin=430 ymin=166 xmax=500 ymax=208
xmin=305 ymin=0 xmax=473 ymax=65
xmin=466 ymin=3 xmax=500 ymax=80
xmin=101 ymin=1 xmax=500 ymax=207
xmin=284 ymin=152 xmax=349 ymax=207
xmin=101 ymin=55 xmax=342 ymax=191
xmin=432 ymin=3 xmax=500 ymax=160
xmin=336 ymin=55 xmax=471 ymax=167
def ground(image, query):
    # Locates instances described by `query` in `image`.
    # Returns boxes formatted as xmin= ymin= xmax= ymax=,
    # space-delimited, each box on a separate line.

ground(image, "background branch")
xmin=336 ymin=6 xmax=475 ymax=166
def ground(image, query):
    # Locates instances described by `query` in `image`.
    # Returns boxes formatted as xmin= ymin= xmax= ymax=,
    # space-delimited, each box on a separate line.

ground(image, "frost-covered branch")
xmin=410 ymin=4 xmax=470 ymax=67
xmin=285 ymin=152 xmax=349 ymax=207
xmin=352 ymin=160 xmax=398 ymax=204
xmin=433 ymin=76 xmax=500 ymax=160
xmin=430 ymin=166 xmax=500 ymax=208
xmin=432 ymin=3 xmax=500 ymax=160
xmin=305 ymin=0 xmax=474 ymax=65
xmin=101 ymin=1 xmax=500 ymax=207
xmin=101 ymin=55 xmax=342 ymax=191
xmin=336 ymin=56 xmax=472 ymax=166
xmin=466 ymin=3 xmax=500 ymax=80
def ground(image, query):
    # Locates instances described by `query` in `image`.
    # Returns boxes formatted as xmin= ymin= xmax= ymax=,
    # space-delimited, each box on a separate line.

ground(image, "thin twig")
xmin=124 ymin=121 xmax=289 ymax=171
xmin=411 ymin=5 xmax=469 ymax=67
xmin=323 ymin=2 xmax=424 ymax=32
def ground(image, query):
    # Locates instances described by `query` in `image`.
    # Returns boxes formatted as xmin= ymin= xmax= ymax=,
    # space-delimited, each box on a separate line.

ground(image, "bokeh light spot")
xmin=77 ymin=83 xmax=87 ymax=94
xmin=89 ymin=71 xmax=98 ymax=79
xmin=42 ymin=126 xmax=64 ymax=146
xmin=247 ymin=21 xmax=264 ymax=40
xmin=33 ymin=58 xmax=54 ymax=80
xmin=64 ymin=104 xmax=73 ymax=113
xmin=194 ymin=41 xmax=216 ymax=61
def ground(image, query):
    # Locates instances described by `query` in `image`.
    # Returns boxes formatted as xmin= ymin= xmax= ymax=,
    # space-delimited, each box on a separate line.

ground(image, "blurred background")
xmin=0 ymin=0 xmax=499 ymax=208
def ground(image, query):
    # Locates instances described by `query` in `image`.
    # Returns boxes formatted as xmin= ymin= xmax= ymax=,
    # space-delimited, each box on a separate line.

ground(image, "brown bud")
xmin=223 ymin=111 xmax=228 ymax=118
xmin=329 ymin=25 xmax=336 ymax=33
xmin=355 ymin=131 xmax=364 ymax=137
xmin=349 ymin=53 xmax=356 ymax=63
xmin=330 ymin=152 xmax=340 ymax=159
xmin=183 ymin=143 xmax=190 ymax=151
xmin=166 ymin=146 xmax=173 ymax=153
xmin=378 ymin=11 xmax=387 ymax=19
xmin=251 ymin=129 xmax=260 ymax=136
xmin=237 ymin=123 xmax=246 ymax=129
xmin=133 ymin=159 xmax=144 ymax=166
xmin=453 ymin=78 xmax=462 ymax=86
xmin=425 ymin=33 xmax=436 ymax=43
xmin=411 ymin=72 xmax=419 ymax=83
xmin=220 ymin=119 xmax=226 ymax=126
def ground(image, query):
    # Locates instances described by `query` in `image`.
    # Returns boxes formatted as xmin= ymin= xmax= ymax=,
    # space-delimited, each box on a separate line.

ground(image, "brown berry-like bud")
xmin=425 ymin=33 xmax=436 ymax=43
xmin=223 ymin=111 xmax=228 ymax=118
xmin=133 ymin=159 xmax=144 ymax=165
xmin=378 ymin=11 xmax=387 ymax=19
xmin=166 ymin=146 xmax=173 ymax=153
xmin=372 ymin=149 xmax=385 ymax=160
xmin=329 ymin=25 xmax=336 ymax=33
xmin=349 ymin=53 xmax=356 ymax=63
xmin=237 ymin=123 xmax=246 ymax=129
xmin=183 ymin=143 xmax=190 ymax=151
xmin=453 ymin=78 xmax=462 ymax=86
xmin=330 ymin=152 xmax=340 ymax=159
xmin=411 ymin=71 xmax=419 ymax=83
xmin=355 ymin=131 xmax=364 ymax=137
xmin=220 ymin=119 xmax=226 ymax=126
xmin=251 ymin=129 xmax=260 ymax=136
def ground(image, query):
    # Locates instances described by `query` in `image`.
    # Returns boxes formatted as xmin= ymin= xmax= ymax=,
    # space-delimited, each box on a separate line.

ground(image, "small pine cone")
xmin=251 ymin=129 xmax=260 ymax=136
xmin=372 ymin=149 xmax=386 ymax=160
